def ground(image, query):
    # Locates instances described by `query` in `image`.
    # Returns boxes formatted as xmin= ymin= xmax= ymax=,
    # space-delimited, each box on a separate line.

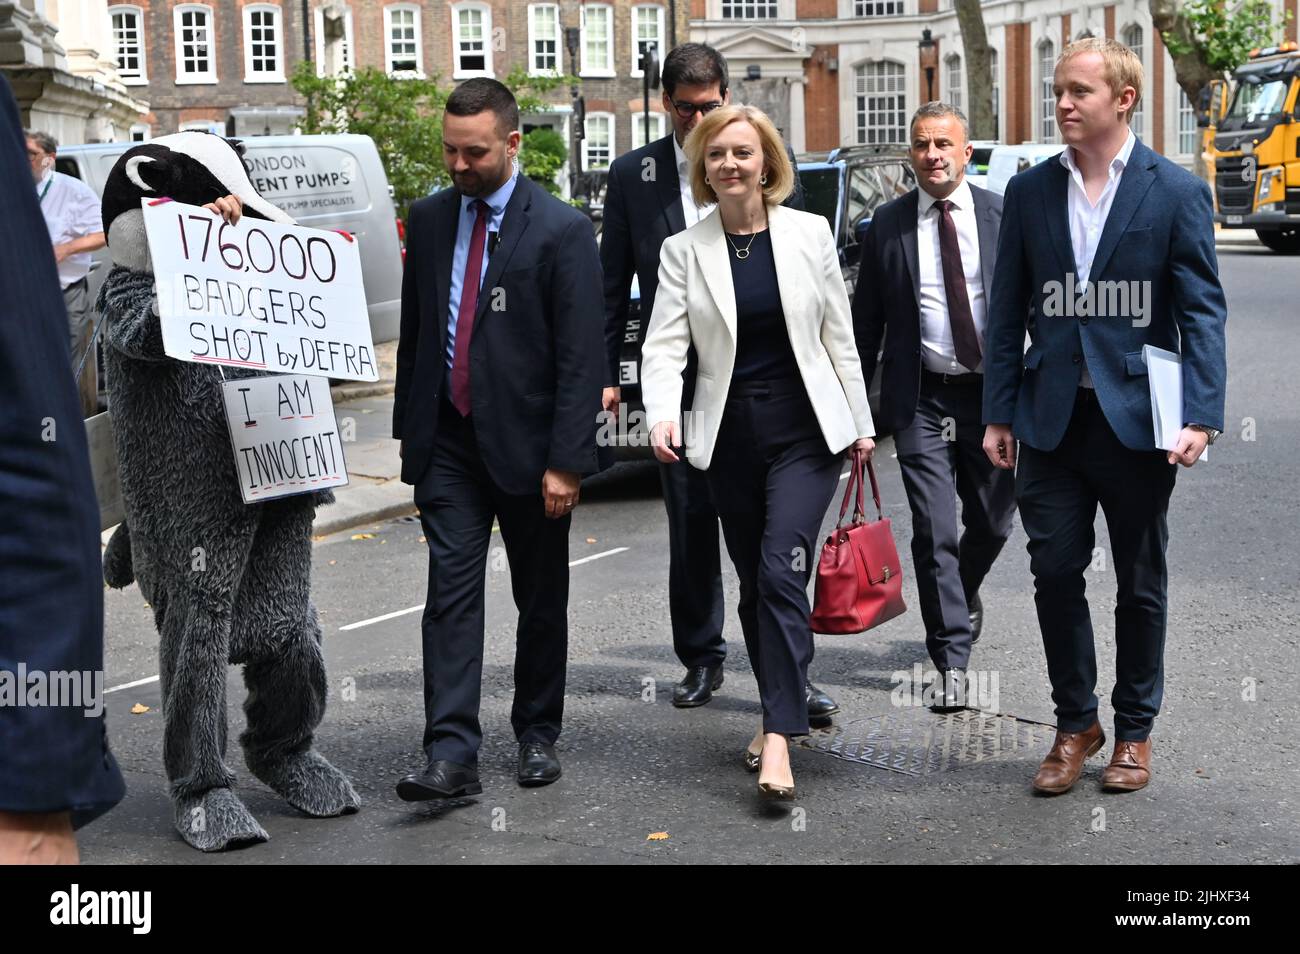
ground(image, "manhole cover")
xmin=795 ymin=708 xmax=1056 ymax=776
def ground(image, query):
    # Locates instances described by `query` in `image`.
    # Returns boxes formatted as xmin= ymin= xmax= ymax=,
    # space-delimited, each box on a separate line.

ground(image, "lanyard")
xmin=37 ymin=175 xmax=53 ymax=204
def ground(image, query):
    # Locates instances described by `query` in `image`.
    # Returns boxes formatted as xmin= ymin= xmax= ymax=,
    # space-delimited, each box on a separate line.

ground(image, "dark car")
xmin=604 ymin=145 xmax=913 ymax=459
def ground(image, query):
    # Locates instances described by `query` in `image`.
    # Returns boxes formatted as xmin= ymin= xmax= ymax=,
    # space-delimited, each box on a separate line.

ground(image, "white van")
xmin=985 ymin=143 xmax=1066 ymax=197
xmin=56 ymin=133 xmax=403 ymax=343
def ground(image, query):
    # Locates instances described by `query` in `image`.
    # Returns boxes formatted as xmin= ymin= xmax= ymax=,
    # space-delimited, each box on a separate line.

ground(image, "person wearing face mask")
xmin=852 ymin=103 xmax=1015 ymax=713
xmin=25 ymin=131 xmax=106 ymax=413
xmin=640 ymin=105 xmax=875 ymax=801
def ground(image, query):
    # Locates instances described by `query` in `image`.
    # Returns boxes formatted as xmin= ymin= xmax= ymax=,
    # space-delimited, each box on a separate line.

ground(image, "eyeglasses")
xmin=671 ymin=100 xmax=724 ymax=120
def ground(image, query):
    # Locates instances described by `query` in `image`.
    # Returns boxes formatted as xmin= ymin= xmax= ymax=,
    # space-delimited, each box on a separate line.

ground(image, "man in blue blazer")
xmin=0 ymin=73 xmax=124 ymax=861
xmin=393 ymin=79 xmax=606 ymax=799
xmin=983 ymin=39 xmax=1227 ymax=795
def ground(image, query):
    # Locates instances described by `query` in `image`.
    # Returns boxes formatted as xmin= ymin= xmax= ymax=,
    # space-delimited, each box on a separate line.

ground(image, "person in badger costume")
xmin=98 ymin=131 xmax=359 ymax=851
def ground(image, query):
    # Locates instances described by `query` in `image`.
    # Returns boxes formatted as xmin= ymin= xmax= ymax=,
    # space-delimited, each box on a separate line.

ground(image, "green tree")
xmin=1153 ymin=0 xmax=1292 ymax=104
xmin=291 ymin=63 xmax=574 ymax=220
xmin=520 ymin=128 xmax=569 ymax=195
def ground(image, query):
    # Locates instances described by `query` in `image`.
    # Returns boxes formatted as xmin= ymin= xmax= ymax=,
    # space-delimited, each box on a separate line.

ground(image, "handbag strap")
xmin=836 ymin=450 xmax=883 ymax=526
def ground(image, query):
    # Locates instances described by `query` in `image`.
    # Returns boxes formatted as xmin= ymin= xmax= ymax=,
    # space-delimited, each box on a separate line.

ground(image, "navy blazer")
xmin=852 ymin=183 xmax=1002 ymax=433
xmin=983 ymin=138 xmax=1227 ymax=452
xmin=600 ymin=132 xmax=805 ymax=387
xmin=0 ymin=74 xmax=125 ymax=826
xmin=393 ymin=174 xmax=606 ymax=496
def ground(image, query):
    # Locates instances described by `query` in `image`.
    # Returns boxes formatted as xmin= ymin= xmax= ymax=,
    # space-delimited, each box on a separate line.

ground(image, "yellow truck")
xmin=1211 ymin=42 xmax=1300 ymax=253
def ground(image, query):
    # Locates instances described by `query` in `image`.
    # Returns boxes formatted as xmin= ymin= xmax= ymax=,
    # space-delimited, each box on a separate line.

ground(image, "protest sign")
xmin=221 ymin=375 xmax=349 ymax=504
xmin=143 ymin=199 xmax=378 ymax=381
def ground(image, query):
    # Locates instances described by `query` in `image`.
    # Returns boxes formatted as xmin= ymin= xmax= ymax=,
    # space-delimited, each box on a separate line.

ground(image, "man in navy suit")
xmin=393 ymin=79 xmax=605 ymax=799
xmin=983 ymin=39 xmax=1227 ymax=795
xmin=854 ymin=103 xmax=1016 ymax=711
xmin=599 ymin=43 xmax=838 ymax=717
xmin=0 ymin=73 xmax=124 ymax=862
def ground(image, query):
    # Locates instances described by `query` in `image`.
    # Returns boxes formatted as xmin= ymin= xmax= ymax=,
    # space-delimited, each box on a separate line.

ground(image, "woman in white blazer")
xmin=641 ymin=104 xmax=875 ymax=800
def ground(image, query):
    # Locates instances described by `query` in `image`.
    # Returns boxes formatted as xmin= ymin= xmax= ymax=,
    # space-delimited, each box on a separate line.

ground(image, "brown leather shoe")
xmin=1101 ymin=739 xmax=1152 ymax=792
xmin=1032 ymin=721 xmax=1105 ymax=795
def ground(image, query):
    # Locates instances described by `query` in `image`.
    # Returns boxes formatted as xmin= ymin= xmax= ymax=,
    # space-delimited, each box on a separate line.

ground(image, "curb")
xmin=313 ymin=495 xmax=416 ymax=538
xmin=330 ymin=381 xmax=396 ymax=403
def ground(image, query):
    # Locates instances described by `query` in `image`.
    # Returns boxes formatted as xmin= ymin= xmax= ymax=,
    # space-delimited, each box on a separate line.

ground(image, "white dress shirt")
xmin=673 ymin=135 xmax=714 ymax=229
xmin=916 ymin=179 xmax=987 ymax=374
xmin=37 ymin=170 xmax=104 ymax=289
xmin=1059 ymin=130 xmax=1137 ymax=388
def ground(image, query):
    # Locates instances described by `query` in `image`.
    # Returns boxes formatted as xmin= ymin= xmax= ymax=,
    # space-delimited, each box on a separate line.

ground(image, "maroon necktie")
xmin=934 ymin=199 xmax=982 ymax=372
xmin=451 ymin=199 xmax=490 ymax=416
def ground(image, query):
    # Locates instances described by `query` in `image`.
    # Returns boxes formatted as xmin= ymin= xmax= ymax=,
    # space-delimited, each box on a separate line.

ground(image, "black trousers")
xmin=705 ymin=379 xmax=842 ymax=736
xmin=1016 ymin=389 xmax=1177 ymax=742
xmin=658 ymin=456 xmax=726 ymax=668
xmin=894 ymin=371 xmax=1016 ymax=670
xmin=413 ymin=396 xmax=570 ymax=767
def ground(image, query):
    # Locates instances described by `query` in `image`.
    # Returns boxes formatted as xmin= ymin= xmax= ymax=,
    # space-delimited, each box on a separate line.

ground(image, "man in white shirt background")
xmin=598 ymin=43 xmax=843 ymax=718
xmin=852 ymin=102 xmax=1015 ymax=712
xmin=27 ymin=130 xmax=105 ymax=415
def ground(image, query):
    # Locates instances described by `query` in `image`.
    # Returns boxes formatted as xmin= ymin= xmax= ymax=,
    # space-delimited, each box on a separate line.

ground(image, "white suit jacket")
xmin=640 ymin=203 xmax=875 ymax=470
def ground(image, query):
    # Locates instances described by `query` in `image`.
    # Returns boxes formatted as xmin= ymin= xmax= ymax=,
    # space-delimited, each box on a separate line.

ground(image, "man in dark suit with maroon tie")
xmin=853 ymin=103 xmax=1016 ymax=712
xmin=392 ymin=79 xmax=605 ymax=800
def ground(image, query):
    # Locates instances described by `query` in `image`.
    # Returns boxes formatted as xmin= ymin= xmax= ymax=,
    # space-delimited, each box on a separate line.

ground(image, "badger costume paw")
xmin=175 ymin=788 xmax=270 ymax=852
xmin=247 ymin=750 xmax=360 ymax=818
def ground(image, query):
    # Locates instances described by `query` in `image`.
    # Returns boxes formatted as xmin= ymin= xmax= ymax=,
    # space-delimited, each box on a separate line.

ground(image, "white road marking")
xmin=104 ymin=674 xmax=160 ymax=695
xmin=339 ymin=547 xmax=630 ymax=632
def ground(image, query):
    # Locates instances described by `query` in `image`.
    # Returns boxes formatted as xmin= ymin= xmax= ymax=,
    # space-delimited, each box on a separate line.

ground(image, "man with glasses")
xmin=600 ymin=43 xmax=839 ymax=718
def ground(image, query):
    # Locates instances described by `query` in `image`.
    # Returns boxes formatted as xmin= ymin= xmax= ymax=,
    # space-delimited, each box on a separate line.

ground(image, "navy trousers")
xmin=704 ymin=379 xmax=842 ymax=736
xmin=1016 ymin=389 xmax=1177 ymax=741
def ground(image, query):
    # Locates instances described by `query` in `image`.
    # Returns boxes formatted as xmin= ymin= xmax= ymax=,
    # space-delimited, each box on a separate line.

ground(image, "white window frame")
xmin=631 ymin=5 xmax=665 ymax=78
xmin=583 ymin=112 xmax=614 ymax=170
xmin=173 ymin=4 xmax=216 ymax=85
xmin=720 ymin=0 xmax=778 ymax=17
xmin=314 ymin=6 xmax=356 ymax=77
xmin=128 ymin=123 xmax=151 ymax=142
xmin=180 ymin=120 xmax=224 ymax=135
xmin=631 ymin=110 xmax=667 ymax=149
xmin=452 ymin=2 xmax=494 ymax=79
xmin=946 ymin=53 xmax=962 ymax=111
xmin=1038 ymin=39 xmax=1056 ymax=144
xmin=1178 ymin=91 xmax=1198 ymax=155
xmin=527 ymin=4 xmax=561 ymax=77
xmin=1122 ymin=24 xmax=1145 ymax=140
xmin=854 ymin=60 xmax=907 ymax=145
xmin=580 ymin=3 xmax=615 ymax=78
xmin=242 ymin=4 xmax=284 ymax=83
xmin=384 ymin=4 xmax=423 ymax=78
xmin=109 ymin=5 xmax=148 ymax=85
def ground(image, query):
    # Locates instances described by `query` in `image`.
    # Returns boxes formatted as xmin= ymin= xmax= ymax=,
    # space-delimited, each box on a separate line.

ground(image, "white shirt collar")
xmin=1060 ymin=129 xmax=1137 ymax=180
xmin=672 ymin=134 xmax=688 ymax=172
xmin=35 ymin=169 xmax=54 ymax=193
xmin=917 ymin=178 xmax=975 ymax=217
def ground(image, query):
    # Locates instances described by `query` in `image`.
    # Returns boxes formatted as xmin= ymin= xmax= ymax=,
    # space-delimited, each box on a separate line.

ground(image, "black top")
xmin=726 ymin=229 xmax=800 ymax=383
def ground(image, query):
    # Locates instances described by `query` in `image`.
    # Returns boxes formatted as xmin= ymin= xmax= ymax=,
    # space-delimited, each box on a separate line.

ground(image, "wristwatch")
xmin=1188 ymin=423 xmax=1221 ymax=445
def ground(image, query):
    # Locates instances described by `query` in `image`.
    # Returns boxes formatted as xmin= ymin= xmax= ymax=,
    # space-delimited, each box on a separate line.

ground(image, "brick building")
xmin=107 ymin=1 xmax=690 ymax=176
xmin=690 ymin=0 xmax=1300 ymax=167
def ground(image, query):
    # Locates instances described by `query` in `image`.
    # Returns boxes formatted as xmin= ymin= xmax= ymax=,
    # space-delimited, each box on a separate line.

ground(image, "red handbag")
xmin=810 ymin=451 xmax=907 ymax=635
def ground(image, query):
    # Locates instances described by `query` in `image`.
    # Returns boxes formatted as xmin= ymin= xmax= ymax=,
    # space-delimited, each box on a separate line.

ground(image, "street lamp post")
xmin=919 ymin=28 xmax=938 ymax=104
xmin=565 ymin=26 xmax=584 ymax=199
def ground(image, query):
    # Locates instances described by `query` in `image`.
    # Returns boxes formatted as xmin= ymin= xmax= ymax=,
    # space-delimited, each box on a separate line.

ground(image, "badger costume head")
xmin=102 ymin=131 xmax=294 ymax=273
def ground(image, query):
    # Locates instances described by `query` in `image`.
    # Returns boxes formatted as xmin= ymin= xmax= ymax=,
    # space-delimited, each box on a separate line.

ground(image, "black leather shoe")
xmin=931 ymin=669 xmax=967 ymax=713
xmin=517 ymin=742 xmax=562 ymax=787
xmin=396 ymin=760 xmax=481 ymax=801
xmin=673 ymin=664 xmax=724 ymax=708
xmin=968 ymin=592 xmax=984 ymax=645
xmin=806 ymin=680 xmax=840 ymax=719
